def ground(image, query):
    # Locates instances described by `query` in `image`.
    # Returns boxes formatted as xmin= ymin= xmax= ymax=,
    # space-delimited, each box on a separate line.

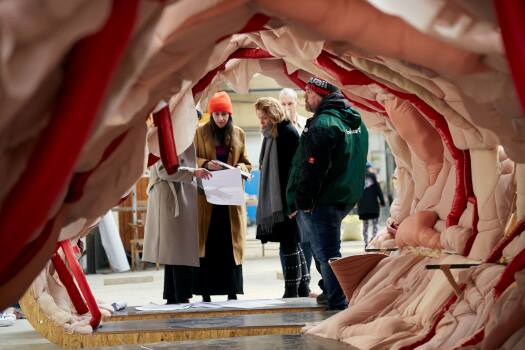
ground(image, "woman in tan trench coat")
xmin=193 ymin=91 xmax=251 ymax=302
xmin=143 ymin=144 xmax=211 ymax=304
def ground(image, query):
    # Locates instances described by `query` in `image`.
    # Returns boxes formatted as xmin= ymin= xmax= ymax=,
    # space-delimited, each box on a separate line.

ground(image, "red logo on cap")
xmin=308 ymin=157 xmax=315 ymax=164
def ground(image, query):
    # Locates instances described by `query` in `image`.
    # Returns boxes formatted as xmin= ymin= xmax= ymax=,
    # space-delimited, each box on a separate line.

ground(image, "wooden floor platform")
xmin=109 ymin=298 xmax=324 ymax=321
xmin=90 ymin=334 xmax=357 ymax=349
xmin=99 ymin=310 xmax=334 ymax=333
xmin=20 ymin=290 xmax=336 ymax=348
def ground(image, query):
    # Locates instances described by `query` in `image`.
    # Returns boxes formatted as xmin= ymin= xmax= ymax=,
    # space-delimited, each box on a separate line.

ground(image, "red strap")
xmin=147 ymin=153 xmax=161 ymax=168
xmin=51 ymin=252 xmax=89 ymax=315
xmin=192 ymin=48 xmax=274 ymax=97
xmin=454 ymin=328 xmax=485 ymax=348
xmin=486 ymin=220 xmax=525 ymax=264
xmin=60 ymin=240 xmax=101 ymax=329
xmin=315 ymin=52 xmax=376 ymax=87
xmin=493 ymin=0 xmax=525 ymax=117
xmin=285 ymin=68 xmax=307 ymax=90
xmin=399 ymin=292 xmax=462 ymax=350
xmin=152 ymin=105 xmax=179 ymax=175
xmin=494 ymin=242 xmax=525 ymax=298
xmin=237 ymin=14 xmax=270 ymax=34
xmin=0 ymin=0 xmax=138 ymax=275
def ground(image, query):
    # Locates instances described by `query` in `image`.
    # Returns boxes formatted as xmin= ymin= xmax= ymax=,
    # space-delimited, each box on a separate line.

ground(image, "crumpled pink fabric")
xmin=479 ymin=270 xmax=525 ymax=350
xmin=413 ymin=264 xmax=504 ymax=349
xmin=306 ymin=253 xmax=432 ymax=342
xmin=385 ymin=98 xmax=444 ymax=187
xmin=396 ymin=211 xmax=442 ymax=249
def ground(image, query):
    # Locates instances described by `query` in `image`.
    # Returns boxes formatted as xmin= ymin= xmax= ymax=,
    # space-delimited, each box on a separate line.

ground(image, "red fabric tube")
xmin=51 ymin=252 xmax=89 ymax=315
xmin=493 ymin=0 xmax=525 ymax=117
xmin=152 ymin=105 xmax=179 ymax=175
xmin=60 ymin=240 xmax=101 ymax=329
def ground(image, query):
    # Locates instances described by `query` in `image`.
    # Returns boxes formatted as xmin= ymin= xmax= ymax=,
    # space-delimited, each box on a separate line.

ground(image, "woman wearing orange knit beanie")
xmin=193 ymin=91 xmax=252 ymax=302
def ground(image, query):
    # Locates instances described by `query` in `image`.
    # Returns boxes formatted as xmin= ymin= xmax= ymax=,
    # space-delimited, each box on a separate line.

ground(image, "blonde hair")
xmin=254 ymin=97 xmax=287 ymax=138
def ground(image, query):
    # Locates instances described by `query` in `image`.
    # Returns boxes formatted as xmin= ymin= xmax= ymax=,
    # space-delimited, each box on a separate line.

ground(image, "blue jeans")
xmin=297 ymin=206 xmax=348 ymax=310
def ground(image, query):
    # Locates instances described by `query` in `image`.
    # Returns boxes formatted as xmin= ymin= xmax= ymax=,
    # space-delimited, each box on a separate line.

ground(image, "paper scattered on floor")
xmin=135 ymin=303 xmax=192 ymax=311
xmin=217 ymin=299 xmax=286 ymax=309
xmin=134 ymin=299 xmax=286 ymax=311
xmin=201 ymin=168 xmax=244 ymax=205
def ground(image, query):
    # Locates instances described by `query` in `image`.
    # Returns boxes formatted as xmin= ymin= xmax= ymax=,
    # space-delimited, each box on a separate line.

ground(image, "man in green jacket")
xmin=287 ymin=77 xmax=368 ymax=310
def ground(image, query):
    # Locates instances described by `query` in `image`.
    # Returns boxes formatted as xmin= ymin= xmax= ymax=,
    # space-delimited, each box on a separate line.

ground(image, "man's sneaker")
xmin=316 ymin=292 xmax=328 ymax=305
xmin=0 ymin=312 xmax=16 ymax=327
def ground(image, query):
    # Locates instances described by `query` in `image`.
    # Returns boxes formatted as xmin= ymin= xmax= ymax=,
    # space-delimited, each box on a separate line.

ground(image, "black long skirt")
xmin=163 ymin=265 xmax=193 ymax=303
xmin=193 ymin=205 xmax=243 ymax=296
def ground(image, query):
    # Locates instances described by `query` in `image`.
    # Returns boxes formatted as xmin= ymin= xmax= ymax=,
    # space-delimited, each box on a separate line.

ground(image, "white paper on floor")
xmin=134 ymin=299 xmax=286 ymax=311
xmin=135 ymin=303 xmax=192 ymax=311
xmin=216 ymin=299 xmax=286 ymax=309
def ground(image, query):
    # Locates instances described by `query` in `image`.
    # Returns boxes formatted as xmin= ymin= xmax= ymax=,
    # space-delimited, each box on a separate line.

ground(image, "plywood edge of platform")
xmin=19 ymin=288 xmax=90 ymax=348
xmin=19 ymin=290 xmax=305 ymax=348
xmin=86 ymin=325 xmax=303 ymax=348
xmin=107 ymin=305 xmax=324 ymax=322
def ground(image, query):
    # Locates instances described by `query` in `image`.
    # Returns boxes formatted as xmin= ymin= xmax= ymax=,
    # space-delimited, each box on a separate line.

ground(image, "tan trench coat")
xmin=194 ymin=122 xmax=252 ymax=265
xmin=143 ymin=145 xmax=199 ymax=267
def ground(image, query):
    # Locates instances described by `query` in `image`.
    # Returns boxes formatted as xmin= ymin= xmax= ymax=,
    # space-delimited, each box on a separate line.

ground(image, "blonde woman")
xmin=255 ymin=97 xmax=310 ymax=297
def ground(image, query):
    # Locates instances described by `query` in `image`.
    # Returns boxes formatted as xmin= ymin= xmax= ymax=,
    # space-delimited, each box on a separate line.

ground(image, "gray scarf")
xmin=256 ymin=126 xmax=284 ymax=233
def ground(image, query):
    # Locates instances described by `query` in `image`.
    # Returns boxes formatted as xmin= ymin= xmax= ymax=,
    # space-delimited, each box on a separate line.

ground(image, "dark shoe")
xmin=326 ymin=304 xmax=347 ymax=311
xmin=202 ymin=295 xmax=211 ymax=302
xmin=227 ymin=294 xmax=237 ymax=300
xmin=298 ymin=284 xmax=311 ymax=298
xmin=282 ymin=287 xmax=299 ymax=298
xmin=316 ymin=292 xmax=328 ymax=305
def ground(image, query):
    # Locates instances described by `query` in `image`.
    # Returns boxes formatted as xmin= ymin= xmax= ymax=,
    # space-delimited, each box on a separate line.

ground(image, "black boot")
xmin=283 ymin=284 xmax=299 ymax=298
xmin=298 ymin=283 xmax=311 ymax=298
xmin=202 ymin=294 xmax=211 ymax=302
xmin=316 ymin=293 xmax=328 ymax=305
xmin=227 ymin=293 xmax=237 ymax=300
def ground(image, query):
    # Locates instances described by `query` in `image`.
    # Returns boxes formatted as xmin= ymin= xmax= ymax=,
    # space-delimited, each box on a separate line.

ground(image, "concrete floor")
xmin=0 ymin=239 xmax=364 ymax=350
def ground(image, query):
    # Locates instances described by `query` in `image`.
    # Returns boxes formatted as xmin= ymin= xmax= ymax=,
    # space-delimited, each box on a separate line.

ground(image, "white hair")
xmin=279 ymin=88 xmax=298 ymax=102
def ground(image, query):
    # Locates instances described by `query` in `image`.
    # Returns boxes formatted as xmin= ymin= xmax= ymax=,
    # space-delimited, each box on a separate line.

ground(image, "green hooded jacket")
xmin=286 ymin=92 xmax=368 ymax=212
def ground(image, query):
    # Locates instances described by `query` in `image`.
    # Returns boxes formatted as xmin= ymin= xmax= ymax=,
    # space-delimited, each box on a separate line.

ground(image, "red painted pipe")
xmin=0 ymin=0 xmax=138 ymax=276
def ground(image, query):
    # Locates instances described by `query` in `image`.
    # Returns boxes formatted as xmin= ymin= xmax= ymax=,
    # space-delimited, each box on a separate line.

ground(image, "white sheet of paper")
xmin=135 ymin=303 xmax=191 ymax=311
xmin=201 ymin=168 xmax=244 ymax=205
xmin=208 ymin=299 xmax=287 ymax=309
xmin=134 ymin=299 xmax=286 ymax=311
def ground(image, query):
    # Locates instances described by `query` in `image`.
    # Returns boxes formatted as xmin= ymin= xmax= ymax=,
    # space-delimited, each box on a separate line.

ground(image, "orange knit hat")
xmin=208 ymin=91 xmax=233 ymax=114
